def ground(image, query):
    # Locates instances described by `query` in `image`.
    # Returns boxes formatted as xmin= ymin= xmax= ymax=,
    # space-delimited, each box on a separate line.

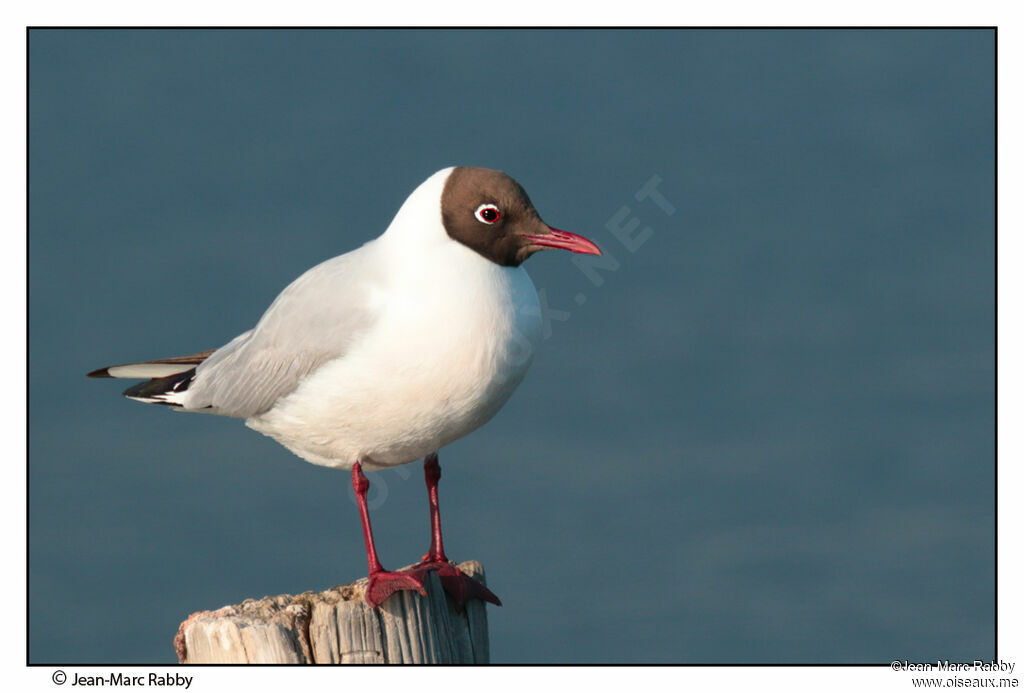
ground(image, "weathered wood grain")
xmin=175 ymin=561 xmax=491 ymax=664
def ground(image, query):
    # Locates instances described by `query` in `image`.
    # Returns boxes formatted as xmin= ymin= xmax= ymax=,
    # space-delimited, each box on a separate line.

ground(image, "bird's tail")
xmin=87 ymin=350 xmax=214 ymax=406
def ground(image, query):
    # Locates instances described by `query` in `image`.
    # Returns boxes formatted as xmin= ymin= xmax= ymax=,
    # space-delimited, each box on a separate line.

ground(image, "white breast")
xmin=246 ymin=239 xmax=542 ymax=470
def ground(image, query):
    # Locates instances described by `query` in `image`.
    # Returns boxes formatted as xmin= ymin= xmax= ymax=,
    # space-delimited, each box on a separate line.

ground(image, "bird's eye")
xmin=474 ymin=203 xmax=501 ymax=224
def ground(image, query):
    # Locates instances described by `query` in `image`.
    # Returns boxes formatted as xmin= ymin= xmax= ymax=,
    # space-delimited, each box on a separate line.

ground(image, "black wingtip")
xmin=121 ymin=368 xmax=196 ymax=403
xmin=87 ymin=367 xmax=113 ymax=378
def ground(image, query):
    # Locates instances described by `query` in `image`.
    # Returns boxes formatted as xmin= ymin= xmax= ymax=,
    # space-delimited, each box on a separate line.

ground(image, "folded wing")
xmin=88 ymin=244 xmax=383 ymax=418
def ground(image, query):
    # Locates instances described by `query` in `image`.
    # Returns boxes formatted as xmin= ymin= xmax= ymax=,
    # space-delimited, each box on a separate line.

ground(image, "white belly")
xmin=246 ymin=262 xmax=542 ymax=470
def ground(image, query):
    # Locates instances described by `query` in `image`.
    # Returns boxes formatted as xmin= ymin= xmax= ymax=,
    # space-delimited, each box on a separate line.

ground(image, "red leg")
xmin=410 ymin=453 xmax=501 ymax=607
xmin=422 ymin=452 xmax=449 ymax=563
xmin=352 ymin=462 xmax=426 ymax=608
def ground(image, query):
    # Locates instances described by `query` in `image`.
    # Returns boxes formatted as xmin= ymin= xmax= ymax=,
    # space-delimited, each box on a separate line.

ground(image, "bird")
xmin=88 ymin=166 xmax=602 ymax=609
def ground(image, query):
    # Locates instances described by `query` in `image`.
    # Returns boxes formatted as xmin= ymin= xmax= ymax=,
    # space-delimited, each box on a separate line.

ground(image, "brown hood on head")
xmin=440 ymin=167 xmax=601 ymax=266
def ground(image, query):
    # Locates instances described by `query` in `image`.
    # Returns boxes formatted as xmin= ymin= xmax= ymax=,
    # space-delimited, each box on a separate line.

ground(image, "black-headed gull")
xmin=89 ymin=166 xmax=602 ymax=608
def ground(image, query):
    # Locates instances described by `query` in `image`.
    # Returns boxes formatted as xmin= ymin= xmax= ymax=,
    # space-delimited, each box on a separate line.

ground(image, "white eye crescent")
xmin=474 ymin=203 xmax=501 ymax=224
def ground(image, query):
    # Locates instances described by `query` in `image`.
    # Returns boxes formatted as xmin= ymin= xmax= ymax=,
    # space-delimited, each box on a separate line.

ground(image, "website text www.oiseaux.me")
xmin=892 ymin=660 xmax=1018 ymax=689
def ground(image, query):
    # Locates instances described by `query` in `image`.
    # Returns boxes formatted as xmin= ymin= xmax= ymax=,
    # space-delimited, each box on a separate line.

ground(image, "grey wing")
xmin=182 ymin=244 xmax=383 ymax=418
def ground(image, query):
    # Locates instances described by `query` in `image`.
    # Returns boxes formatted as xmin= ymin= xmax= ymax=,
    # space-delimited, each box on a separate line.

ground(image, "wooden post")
xmin=174 ymin=561 xmax=491 ymax=664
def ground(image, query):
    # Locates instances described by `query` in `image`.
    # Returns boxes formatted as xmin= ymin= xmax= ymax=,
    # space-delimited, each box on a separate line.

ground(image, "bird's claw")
xmin=364 ymin=570 xmax=427 ymax=608
xmin=407 ymin=559 xmax=502 ymax=608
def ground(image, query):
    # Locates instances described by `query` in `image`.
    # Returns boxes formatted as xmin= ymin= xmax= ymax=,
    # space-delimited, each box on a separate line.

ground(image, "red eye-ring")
xmin=474 ymin=203 xmax=500 ymax=224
